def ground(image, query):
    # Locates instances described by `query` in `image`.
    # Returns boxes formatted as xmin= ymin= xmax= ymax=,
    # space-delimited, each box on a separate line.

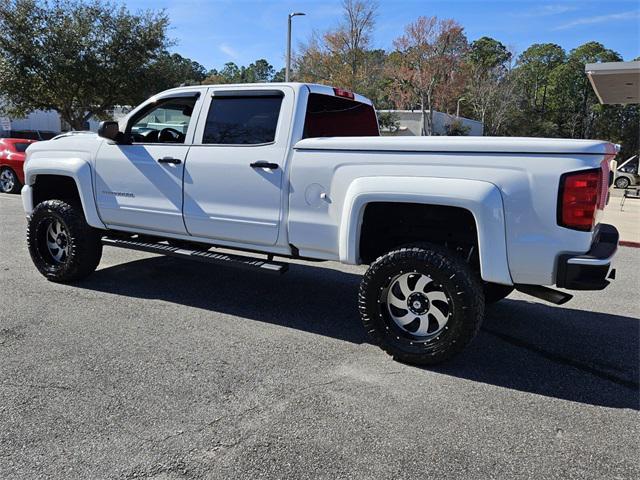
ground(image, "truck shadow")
xmin=80 ymin=255 xmax=639 ymax=410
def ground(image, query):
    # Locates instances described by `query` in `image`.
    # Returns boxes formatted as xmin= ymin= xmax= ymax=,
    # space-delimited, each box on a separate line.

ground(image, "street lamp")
xmin=286 ymin=12 xmax=305 ymax=82
xmin=456 ymin=97 xmax=466 ymax=118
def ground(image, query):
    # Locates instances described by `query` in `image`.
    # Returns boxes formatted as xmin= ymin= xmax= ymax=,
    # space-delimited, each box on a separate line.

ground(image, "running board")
xmin=102 ymin=237 xmax=289 ymax=274
xmin=514 ymin=284 xmax=573 ymax=305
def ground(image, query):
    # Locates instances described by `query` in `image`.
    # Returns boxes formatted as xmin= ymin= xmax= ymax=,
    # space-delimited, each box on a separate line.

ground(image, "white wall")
xmin=378 ymin=110 xmax=484 ymax=136
xmin=0 ymin=109 xmax=61 ymax=134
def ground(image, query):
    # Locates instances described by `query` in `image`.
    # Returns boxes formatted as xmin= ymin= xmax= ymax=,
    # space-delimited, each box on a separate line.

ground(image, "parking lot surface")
xmin=1 ymin=192 xmax=639 ymax=479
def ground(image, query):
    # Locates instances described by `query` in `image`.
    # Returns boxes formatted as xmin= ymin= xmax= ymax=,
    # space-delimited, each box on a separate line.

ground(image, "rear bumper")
xmin=556 ymin=224 xmax=618 ymax=290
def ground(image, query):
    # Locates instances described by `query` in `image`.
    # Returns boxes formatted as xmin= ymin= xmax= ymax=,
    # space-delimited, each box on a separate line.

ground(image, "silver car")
xmin=615 ymin=155 xmax=639 ymax=189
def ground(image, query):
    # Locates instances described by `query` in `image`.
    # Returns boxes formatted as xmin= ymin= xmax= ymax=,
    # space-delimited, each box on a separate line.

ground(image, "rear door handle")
xmin=250 ymin=161 xmax=279 ymax=170
xmin=158 ymin=157 xmax=182 ymax=164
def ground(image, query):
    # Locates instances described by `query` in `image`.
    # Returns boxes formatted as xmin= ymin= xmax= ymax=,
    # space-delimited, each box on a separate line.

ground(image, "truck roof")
xmin=153 ymin=82 xmax=374 ymax=106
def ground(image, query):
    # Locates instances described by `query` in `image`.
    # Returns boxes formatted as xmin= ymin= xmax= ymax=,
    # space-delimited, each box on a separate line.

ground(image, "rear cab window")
xmin=303 ymin=92 xmax=379 ymax=139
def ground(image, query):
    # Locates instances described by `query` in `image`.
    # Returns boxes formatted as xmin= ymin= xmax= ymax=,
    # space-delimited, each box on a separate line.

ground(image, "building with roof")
xmin=585 ymin=61 xmax=640 ymax=105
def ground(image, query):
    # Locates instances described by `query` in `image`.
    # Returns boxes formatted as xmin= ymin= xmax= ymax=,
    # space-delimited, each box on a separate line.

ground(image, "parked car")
xmin=20 ymin=83 xmax=619 ymax=365
xmin=0 ymin=138 xmax=36 ymax=193
xmin=0 ymin=129 xmax=58 ymax=141
xmin=614 ymin=155 xmax=639 ymax=189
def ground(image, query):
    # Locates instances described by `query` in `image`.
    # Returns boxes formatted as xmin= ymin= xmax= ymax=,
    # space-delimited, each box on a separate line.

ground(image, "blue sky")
xmin=127 ymin=0 xmax=640 ymax=70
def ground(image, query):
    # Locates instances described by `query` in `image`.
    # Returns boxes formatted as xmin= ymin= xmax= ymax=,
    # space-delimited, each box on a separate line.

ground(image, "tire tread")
xmin=358 ymin=244 xmax=484 ymax=365
xmin=27 ymin=200 xmax=102 ymax=282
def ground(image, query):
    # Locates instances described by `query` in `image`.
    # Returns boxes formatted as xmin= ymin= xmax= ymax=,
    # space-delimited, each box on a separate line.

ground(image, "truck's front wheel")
xmin=358 ymin=245 xmax=484 ymax=365
xmin=27 ymin=200 xmax=103 ymax=282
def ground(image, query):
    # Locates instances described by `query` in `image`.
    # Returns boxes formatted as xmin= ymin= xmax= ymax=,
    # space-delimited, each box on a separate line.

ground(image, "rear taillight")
xmin=558 ymin=169 xmax=602 ymax=231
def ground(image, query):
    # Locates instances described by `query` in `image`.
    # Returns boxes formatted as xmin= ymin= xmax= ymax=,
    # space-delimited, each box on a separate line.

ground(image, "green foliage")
xmin=464 ymin=36 xmax=514 ymax=135
xmin=467 ymin=36 xmax=511 ymax=70
xmin=272 ymin=68 xmax=287 ymax=82
xmin=514 ymin=43 xmax=566 ymax=120
xmin=203 ymin=59 xmax=277 ymax=84
xmin=506 ymin=40 xmax=635 ymax=156
xmin=0 ymin=0 xmax=171 ymax=129
xmin=377 ymin=111 xmax=399 ymax=131
xmin=445 ymin=120 xmax=471 ymax=136
xmin=142 ymin=52 xmax=208 ymax=96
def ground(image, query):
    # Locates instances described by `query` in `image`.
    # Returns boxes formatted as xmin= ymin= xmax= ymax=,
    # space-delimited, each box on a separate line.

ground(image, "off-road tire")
xmin=0 ymin=167 xmax=21 ymax=194
xmin=27 ymin=200 xmax=103 ymax=282
xmin=483 ymin=283 xmax=514 ymax=304
xmin=358 ymin=244 xmax=484 ymax=365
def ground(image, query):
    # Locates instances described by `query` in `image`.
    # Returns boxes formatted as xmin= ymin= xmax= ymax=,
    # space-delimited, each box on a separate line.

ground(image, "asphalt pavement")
xmin=1 ymin=192 xmax=639 ymax=479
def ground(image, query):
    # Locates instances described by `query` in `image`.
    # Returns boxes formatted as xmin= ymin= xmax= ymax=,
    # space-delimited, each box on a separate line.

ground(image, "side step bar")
xmin=514 ymin=284 xmax=573 ymax=305
xmin=102 ymin=237 xmax=289 ymax=274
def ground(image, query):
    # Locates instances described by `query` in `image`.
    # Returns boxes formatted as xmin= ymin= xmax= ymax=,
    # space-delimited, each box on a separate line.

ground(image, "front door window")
xmin=128 ymin=97 xmax=197 ymax=144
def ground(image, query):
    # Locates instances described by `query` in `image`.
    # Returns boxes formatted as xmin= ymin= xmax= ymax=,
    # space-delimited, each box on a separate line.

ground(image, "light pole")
xmin=286 ymin=12 xmax=305 ymax=82
xmin=456 ymin=97 xmax=466 ymax=118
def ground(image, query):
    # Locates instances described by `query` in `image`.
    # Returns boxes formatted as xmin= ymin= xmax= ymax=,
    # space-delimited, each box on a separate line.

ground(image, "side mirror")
xmin=97 ymin=121 xmax=120 ymax=141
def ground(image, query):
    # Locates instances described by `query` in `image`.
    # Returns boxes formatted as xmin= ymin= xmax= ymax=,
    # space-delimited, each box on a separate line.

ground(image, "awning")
xmin=585 ymin=61 xmax=640 ymax=105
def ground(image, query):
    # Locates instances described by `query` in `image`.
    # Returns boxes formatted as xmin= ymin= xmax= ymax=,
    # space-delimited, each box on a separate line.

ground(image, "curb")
xmin=619 ymin=240 xmax=640 ymax=248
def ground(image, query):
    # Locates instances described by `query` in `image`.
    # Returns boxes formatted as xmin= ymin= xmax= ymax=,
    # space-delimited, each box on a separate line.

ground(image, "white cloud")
xmin=554 ymin=10 xmax=640 ymax=30
xmin=219 ymin=43 xmax=239 ymax=59
xmin=516 ymin=4 xmax=578 ymax=17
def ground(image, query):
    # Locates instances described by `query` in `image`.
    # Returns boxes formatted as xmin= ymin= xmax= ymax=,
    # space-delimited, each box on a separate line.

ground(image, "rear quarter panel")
xmin=288 ymin=148 xmax=605 ymax=286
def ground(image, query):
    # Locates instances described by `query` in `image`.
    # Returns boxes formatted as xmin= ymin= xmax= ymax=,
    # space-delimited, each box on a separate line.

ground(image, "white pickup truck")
xmin=21 ymin=83 xmax=619 ymax=365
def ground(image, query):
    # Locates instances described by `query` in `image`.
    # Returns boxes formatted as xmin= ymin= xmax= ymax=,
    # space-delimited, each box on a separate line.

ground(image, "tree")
xmin=445 ymin=119 xmax=471 ymax=136
xmin=464 ymin=37 xmax=516 ymax=135
xmin=0 ymin=0 xmax=170 ymax=130
xmin=142 ymin=52 xmax=207 ymax=96
xmin=331 ymin=0 xmax=377 ymax=90
xmin=548 ymin=42 xmax=621 ymax=138
xmin=203 ymin=59 xmax=277 ymax=84
xmin=389 ymin=16 xmax=468 ymax=135
xmin=467 ymin=36 xmax=511 ymax=70
xmin=377 ymin=111 xmax=399 ymax=132
xmin=514 ymin=43 xmax=565 ymax=131
xmin=272 ymin=67 xmax=286 ymax=82
xmin=245 ymin=59 xmax=275 ymax=83
xmin=295 ymin=0 xmax=380 ymax=98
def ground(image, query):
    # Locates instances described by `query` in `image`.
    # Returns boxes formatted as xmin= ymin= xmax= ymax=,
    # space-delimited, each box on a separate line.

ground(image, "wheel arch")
xmin=22 ymin=157 xmax=105 ymax=229
xmin=339 ymin=176 xmax=513 ymax=285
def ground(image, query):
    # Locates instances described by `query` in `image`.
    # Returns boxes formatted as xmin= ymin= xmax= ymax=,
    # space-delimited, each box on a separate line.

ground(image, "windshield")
xmin=14 ymin=142 xmax=31 ymax=153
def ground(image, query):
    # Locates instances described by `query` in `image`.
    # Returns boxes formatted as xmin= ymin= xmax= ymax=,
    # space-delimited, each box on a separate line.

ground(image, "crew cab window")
xmin=303 ymin=93 xmax=379 ymax=138
xmin=128 ymin=96 xmax=197 ymax=144
xmin=202 ymin=94 xmax=283 ymax=145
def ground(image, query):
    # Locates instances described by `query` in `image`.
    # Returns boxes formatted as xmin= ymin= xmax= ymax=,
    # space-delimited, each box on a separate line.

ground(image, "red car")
xmin=0 ymin=138 xmax=37 ymax=194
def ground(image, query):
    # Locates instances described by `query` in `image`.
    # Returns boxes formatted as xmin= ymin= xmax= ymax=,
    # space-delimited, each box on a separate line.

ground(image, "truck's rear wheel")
xmin=27 ymin=200 xmax=103 ymax=282
xmin=358 ymin=245 xmax=484 ymax=365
